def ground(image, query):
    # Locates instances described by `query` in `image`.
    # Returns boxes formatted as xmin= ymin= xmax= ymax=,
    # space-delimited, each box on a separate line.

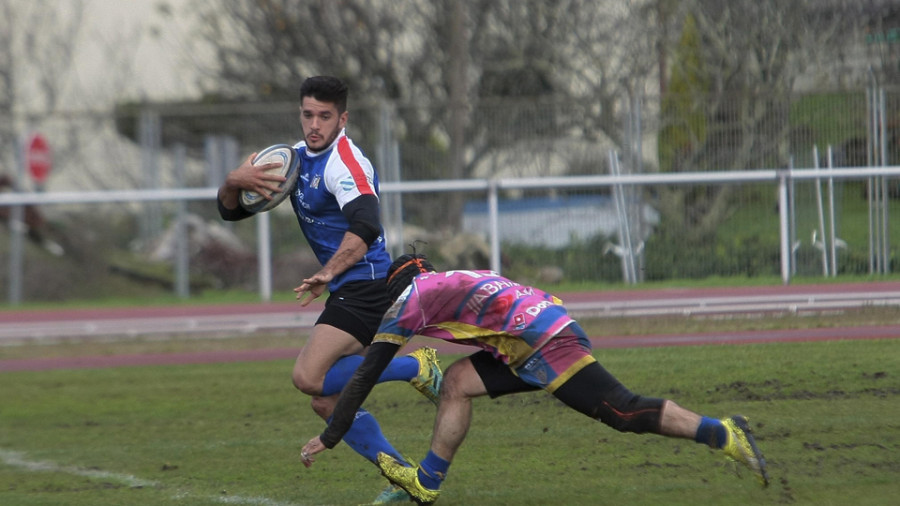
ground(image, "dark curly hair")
xmin=300 ymin=76 xmax=349 ymax=113
xmin=386 ymin=253 xmax=435 ymax=301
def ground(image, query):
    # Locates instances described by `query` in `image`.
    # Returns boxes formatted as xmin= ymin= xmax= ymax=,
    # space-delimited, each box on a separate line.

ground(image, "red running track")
xmin=2 ymin=281 xmax=900 ymax=372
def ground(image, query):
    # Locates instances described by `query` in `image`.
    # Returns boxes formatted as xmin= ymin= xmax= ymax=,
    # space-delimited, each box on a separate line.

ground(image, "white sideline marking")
xmin=0 ymin=449 xmax=301 ymax=506
xmin=0 ymin=449 xmax=156 ymax=488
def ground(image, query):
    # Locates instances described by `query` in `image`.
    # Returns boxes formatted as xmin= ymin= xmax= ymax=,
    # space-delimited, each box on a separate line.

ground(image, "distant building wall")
xmin=462 ymin=195 xmax=659 ymax=247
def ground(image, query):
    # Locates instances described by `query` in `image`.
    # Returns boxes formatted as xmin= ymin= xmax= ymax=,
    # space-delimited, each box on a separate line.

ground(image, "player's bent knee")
xmin=597 ymin=389 xmax=664 ymax=434
xmin=291 ymin=368 xmax=322 ymax=396
xmin=438 ymin=363 xmax=465 ymax=401
xmin=439 ymin=359 xmax=481 ymax=401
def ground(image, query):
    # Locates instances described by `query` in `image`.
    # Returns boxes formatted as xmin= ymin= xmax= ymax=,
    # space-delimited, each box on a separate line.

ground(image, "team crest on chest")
xmin=311 ymin=175 xmax=321 ymax=189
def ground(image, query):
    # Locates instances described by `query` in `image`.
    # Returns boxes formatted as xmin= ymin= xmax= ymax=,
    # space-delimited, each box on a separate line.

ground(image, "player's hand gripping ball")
xmin=239 ymin=144 xmax=301 ymax=213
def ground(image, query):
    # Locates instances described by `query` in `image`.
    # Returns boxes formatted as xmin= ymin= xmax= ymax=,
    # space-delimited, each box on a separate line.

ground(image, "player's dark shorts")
xmin=470 ymin=322 xmax=596 ymax=398
xmin=316 ymin=279 xmax=392 ymax=347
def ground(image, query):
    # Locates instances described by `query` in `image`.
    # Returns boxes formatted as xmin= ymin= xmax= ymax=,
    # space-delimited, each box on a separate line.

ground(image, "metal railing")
xmin=4 ymin=164 xmax=899 ymax=304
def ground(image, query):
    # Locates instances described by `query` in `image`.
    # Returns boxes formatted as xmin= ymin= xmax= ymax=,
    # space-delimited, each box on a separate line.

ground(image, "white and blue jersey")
xmin=290 ymin=129 xmax=392 ymax=291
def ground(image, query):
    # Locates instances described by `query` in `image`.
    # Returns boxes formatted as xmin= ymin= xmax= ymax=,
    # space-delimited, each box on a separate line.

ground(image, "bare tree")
xmin=187 ymin=0 xmax=661 ymax=228
xmin=0 ymin=0 xmax=15 ymax=174
xmin=0 ymin=0 xmax=87 ymax=186
xmin=654 ymin=0 xmax=868 ymax=241
xmin=187 ymin=0 xmax=880 ymax=240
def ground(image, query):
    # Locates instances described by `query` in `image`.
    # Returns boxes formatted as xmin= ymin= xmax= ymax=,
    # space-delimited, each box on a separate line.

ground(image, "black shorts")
xmin=316 ymin=279 xmax=392 ymax=347
xmin=469 ymin=350 xmax=541 ymax=399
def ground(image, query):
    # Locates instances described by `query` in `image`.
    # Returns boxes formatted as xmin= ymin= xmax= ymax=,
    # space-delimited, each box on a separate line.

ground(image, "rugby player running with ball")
xmin=218 ymin=77 xmax=442 ymax=504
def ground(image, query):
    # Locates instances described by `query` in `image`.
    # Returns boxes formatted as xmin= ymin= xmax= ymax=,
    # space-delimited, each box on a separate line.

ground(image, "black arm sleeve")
xmin=341 ymin=194 xmax=382 ymax=246
xmin=319 ymin=341 xmax=401 ymax=449
xmin=217 ymin=198 xmax=255 ymax=221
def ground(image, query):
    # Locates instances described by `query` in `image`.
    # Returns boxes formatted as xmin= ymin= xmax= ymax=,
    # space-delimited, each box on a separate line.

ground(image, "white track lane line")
xmin=0 ymin=449 xmax=302 ymax=506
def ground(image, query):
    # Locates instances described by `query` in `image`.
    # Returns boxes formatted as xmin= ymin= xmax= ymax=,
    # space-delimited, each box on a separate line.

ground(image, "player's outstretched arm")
xmin=294 ymin=232 xmax=368 ymax=305
xmin=300 ymin=341 xmax=400 ymax=466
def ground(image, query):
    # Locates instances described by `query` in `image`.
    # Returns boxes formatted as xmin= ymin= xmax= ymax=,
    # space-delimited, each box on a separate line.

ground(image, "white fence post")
xmin=6 ymin=135 xmax=26 ymax=305
xmin=174 ymin=143 xmax=190 ymax=299
xmin=779 ymin=169 xmax=792 ymax=285
xmin=257 ymin=211 xmax=272 ymax=302
xmin=488 ymin=180 xmax=501 ymax=274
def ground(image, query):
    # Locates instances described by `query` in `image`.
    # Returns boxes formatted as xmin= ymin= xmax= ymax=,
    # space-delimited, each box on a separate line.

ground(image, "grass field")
xmin=1 ymin=330 xmax=898 ymax=505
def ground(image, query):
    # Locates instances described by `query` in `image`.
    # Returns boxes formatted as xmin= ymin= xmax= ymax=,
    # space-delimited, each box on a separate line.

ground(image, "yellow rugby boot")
xmin=408 ymin=347 xmax=443 ymax=406
xmin=377 ymin=452 xmax=440 ymax=505
xmin=722 ymin=415 xmax=769 ymax=487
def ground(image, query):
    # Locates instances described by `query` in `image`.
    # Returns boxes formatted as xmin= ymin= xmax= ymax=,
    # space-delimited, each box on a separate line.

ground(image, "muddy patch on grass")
xmin=710 ymin=373 xmax=897 ymax=402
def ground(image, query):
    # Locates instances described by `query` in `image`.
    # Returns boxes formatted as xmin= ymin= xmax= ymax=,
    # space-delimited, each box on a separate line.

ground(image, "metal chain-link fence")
xmin=2 ymin=89 xmax=900 ymax=304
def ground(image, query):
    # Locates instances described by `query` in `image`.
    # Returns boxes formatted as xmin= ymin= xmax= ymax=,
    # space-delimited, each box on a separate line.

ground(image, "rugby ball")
xmin=239 ymin=144 xmax=301 ymax=213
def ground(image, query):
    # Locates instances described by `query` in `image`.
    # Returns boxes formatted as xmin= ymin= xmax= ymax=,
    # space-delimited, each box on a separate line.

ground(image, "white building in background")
xmin=4 ymin=0 xmax=204 ymax=192
xmin=463 ymin=195 xmax=659 ymax=247
xmin=60 ymin=0 xmax=201 ymax=108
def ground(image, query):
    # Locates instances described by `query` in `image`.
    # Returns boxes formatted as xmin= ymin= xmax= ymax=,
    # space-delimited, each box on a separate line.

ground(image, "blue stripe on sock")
xmin=695 ymin=416 xmax=728 ymax=449
xmin=417 ymin=450 xmax=450 ymax=490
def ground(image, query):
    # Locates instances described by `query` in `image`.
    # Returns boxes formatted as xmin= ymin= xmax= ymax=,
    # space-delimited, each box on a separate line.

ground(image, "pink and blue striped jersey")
xmin=374 ymin=270 xmax=573 ymax=367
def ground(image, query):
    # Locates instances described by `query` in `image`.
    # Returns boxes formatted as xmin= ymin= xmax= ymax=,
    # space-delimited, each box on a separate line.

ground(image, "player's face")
xmin=300 ymin=98 xmax=347 ymax=152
